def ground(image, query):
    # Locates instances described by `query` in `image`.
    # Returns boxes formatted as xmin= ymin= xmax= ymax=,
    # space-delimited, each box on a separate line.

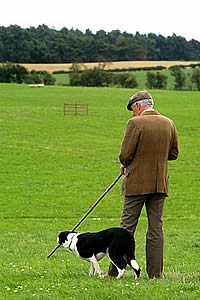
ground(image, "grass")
xmin=0 ymin=84 xmax=200 ymax=299
xmin=53 ymin=73 xmax=70 ymax=86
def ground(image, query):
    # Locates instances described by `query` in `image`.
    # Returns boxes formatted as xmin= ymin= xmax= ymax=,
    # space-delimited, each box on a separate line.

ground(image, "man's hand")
xmin=120 ymin=164 xmax=125 ymax=175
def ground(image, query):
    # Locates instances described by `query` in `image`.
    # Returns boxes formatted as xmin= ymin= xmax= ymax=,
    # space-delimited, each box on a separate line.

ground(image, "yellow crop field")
xmin=19 ymin=60 xmax=200 ymax=73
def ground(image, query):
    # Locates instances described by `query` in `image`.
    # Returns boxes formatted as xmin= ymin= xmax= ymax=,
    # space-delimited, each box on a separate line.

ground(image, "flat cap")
xmin=127 ymin=90 xmax=153 ymax=111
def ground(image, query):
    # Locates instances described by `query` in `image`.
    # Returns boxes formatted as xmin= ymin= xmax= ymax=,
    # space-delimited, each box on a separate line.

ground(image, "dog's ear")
xmin=57 ymin=231 xmax=70 ymax=245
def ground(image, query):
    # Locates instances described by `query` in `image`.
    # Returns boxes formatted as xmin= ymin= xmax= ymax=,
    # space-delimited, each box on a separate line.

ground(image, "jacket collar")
xmin=141 ymin=110 xmax=160 ymax=116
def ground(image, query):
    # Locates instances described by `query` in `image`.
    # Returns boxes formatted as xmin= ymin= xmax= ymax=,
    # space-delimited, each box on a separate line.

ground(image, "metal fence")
xmin=64 ymin=104 xmax=88 ymax=116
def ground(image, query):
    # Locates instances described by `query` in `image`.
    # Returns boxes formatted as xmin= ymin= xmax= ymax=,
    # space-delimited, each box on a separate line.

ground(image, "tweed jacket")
xmin=119 ymin=110 xmax=179 ymax=196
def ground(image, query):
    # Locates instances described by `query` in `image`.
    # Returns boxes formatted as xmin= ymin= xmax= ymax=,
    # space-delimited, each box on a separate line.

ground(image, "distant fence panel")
xmin=64 ymin=104 xmax=88 ymax=116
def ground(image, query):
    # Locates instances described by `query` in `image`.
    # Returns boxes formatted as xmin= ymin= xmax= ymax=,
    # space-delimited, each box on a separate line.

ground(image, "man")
xmin=109 ymin=90 xmax=179 ymax=279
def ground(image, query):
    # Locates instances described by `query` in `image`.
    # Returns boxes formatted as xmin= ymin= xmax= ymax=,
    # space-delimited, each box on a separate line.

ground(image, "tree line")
xmin=0 ymin=63 xmax=55 ymax=85
xmin=69 ymin=64 xmax=200 ymax=90
xmin=1 ymin=63 xmax=200 ymax=90
xmin=0 ymin=25 xmax=200 ymax=63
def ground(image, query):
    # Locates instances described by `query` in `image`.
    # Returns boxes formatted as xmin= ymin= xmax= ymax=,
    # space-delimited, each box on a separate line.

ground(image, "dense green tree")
xmin=69 ymin=64 xmax=82 ymax=86
xmin=170 ymin=67 xmax=186 ymax=89
xmin=123 ymin=75 xmax=137 ymax=88
xmin=69 ymin=64 xmax=137 ymax=88
xmin=112 ymin=73 xmax=138 ymax=88
xmin=191 ymin=68 xmax=200 ymax=90
xmin=69 ymin=64 xmax=109 ymax=87
xmin=0 ymin=25 xmax=200 ymax=63
xmin=0 ymin=63 xmax=28 ymax=83
xmin=146 ymin=72 xmax=156 ymax=89
xmin=79 ymin=67 xmax=109 ymax=87
xmin=146 ymin=72 xmax=167 ymax=89
xmin=24 ymin=70 xmax=55 ymax=85
xmin=0 ymin=63 xmax=55 ymax=85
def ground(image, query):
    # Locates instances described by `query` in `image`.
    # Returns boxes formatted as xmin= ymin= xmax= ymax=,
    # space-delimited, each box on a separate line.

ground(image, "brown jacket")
xmin=119 ymin=110 xmax=179 ymax=196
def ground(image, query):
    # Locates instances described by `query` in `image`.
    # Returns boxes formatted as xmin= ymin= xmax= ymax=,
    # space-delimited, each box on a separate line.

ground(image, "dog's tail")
xmin=126 ymin=238 xmax=141 ymax=278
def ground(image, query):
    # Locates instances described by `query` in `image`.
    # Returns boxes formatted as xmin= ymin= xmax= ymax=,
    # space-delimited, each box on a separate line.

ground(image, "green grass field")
xmin=0 ymin=84 xmax=200 ymax=299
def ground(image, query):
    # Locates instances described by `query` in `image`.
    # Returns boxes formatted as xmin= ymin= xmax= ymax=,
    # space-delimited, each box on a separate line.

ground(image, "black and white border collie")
xmin=57 ymin=227 xmax=140 ymax=279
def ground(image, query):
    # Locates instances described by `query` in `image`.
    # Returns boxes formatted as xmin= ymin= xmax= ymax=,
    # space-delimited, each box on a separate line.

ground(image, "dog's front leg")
xmin=89 ymin=263 xmax=95 ymax=277
xmin=88 ymin=255 xmax=104 ymax=278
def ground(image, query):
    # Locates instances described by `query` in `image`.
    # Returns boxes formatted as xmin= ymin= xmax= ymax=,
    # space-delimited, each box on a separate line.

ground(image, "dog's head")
xmin=57 ymin=231 xmax=71 ymax=245
xmin=57 ymin=231 xmax=78 ymax=250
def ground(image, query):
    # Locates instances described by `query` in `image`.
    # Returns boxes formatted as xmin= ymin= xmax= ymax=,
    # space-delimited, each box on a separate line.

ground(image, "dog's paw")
xmin=135 ymin=267 xmax=141 ymax=279
xmin=98 ymin=273 xmax=105 ymax=279
xmin=89 ymin=270 xmax=97 ymax=277
xmin=116 ymin=269 xmax=125 ymax=279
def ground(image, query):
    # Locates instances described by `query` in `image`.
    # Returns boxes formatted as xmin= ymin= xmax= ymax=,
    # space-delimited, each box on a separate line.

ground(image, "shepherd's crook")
xmin=47 ymin=173 xmax=122 ymax=258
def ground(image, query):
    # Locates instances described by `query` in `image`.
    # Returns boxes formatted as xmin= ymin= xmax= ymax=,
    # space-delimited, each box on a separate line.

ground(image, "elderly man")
xmin=109 ymin=90 xmax=179 ymax=279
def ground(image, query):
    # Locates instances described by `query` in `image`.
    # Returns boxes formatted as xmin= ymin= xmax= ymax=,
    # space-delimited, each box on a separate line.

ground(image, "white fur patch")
xmin=130 ymin=259 xmax=139 ymax=271
xmin=116 ymin=268 xmax=125 ymax=279
xmin=61 ymin=233 xmax=79 ymax=256
xmin=63 ymin=240 xmax=69 ymax=249
xmin=88 ymin=255 xmax=104 ymax=277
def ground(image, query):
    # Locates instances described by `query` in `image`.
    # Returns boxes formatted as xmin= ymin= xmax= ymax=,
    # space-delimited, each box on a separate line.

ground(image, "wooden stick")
xmin=47 ymin=244 xmax=61 ymax=258
xmin=47 ymin=173 xmax=122 ymax=258
xmin=71 ymin=174 xmax=122 ymax=232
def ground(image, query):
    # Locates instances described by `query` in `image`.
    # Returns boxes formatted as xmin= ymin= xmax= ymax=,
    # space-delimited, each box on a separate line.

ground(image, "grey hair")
xmin=132 ymin=99 xmax=154 ymax=107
